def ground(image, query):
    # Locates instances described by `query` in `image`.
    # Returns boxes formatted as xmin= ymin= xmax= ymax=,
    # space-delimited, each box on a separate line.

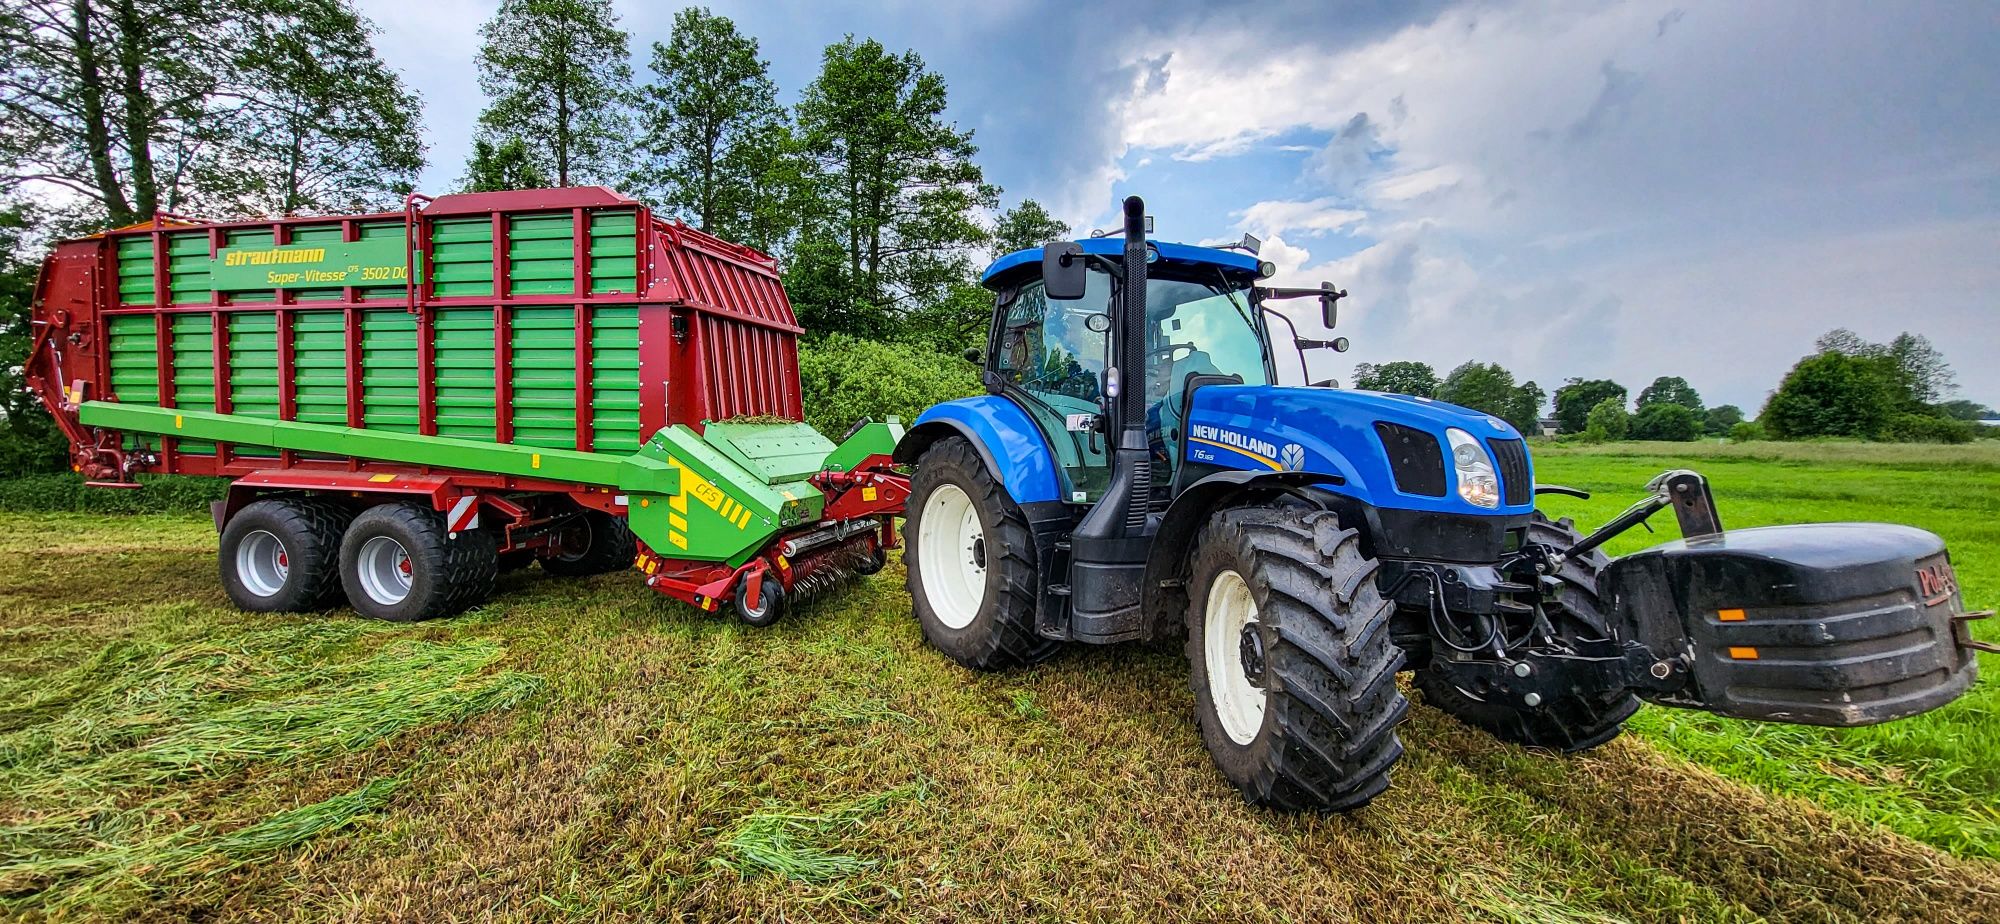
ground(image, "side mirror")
xmin=1318 ymin=281 xmax=1346 ymax=329
xmin=962 ymin=347 xmax=983 ymax=365
xmin=1042 ymin=241 xmax=1086 ymax=300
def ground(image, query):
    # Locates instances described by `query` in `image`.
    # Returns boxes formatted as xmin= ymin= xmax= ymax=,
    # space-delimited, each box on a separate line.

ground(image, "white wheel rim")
xmin=237 ymin=530 xmax=289 ymax=598
xmin=1204 ymin=569 xmax=1267 ymax=746
xmin=356 ymin=535 xmax=413 ymax=606
xmin=917 ymin=482 xmax=986 ymax=630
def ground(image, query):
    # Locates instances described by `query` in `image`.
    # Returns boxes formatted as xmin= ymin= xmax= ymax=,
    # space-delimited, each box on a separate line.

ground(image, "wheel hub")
xmin=916 ymin=482 xmax=987 ymax=630
xmin=1203 ymin=568 xmax=1267 ymax=746
xmin=1239 ymin=624 xmax=1267 ymax=689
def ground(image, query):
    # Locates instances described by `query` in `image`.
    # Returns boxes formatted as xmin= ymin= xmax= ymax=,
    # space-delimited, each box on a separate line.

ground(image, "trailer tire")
xmin=219 ymin=497 xmax=352 ymax=613
xmin=338 ymin=503 xmax=497 ymax=622
xmin=1414 ymin=512 xmax=1641 ymax=753
xmin=734 ymin=574 xmax=787 ymax=627
xmin=1186 ymin=507 xmax=1409 ymax=812
xmin=542 ymin=510 xmax=636 ymax=577
xmin=904 ymin=436 xmax=1058 ymax=670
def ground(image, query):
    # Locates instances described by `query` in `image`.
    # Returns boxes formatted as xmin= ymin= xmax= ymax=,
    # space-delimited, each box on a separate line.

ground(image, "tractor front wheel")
xmin=904 ymin=437 xmax=1057 ymax=670
xmin=1186 ymin=507 xmax=1409 ymax=812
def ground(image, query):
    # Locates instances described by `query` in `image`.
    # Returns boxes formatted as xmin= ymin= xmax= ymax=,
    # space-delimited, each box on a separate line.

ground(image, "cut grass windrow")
xmin=711 ymin=778 xmax=933 ymax=884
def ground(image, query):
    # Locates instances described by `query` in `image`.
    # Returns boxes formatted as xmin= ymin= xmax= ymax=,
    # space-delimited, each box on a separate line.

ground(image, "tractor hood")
xmin=1181 ymin=384 xmax=1536 ymax=516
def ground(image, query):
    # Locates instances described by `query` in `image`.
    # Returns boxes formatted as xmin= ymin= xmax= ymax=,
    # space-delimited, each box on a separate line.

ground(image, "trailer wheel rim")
xmin=237 ymin=530 xmax=290 ymax=598
xmin=1204 ymin=568 xmax=1266 ymax=746
xmin=356 ymin=536 xmax=414 ymax=606
xmin=919 ymin=482 xmax=985 ymax=630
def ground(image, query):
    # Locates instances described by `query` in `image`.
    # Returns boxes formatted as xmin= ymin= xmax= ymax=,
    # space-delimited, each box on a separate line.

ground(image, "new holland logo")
xmin=1280 ymin=443 xmax=1306 ymax=471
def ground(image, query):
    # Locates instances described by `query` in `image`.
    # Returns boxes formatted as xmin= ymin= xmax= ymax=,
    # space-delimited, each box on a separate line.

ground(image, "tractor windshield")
xmin=1145 ymin=272 xmax=1270 ymax=489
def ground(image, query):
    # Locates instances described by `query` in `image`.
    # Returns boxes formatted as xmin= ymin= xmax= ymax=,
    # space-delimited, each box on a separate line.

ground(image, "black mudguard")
xmin=1603 ymin=522 xmax=1980 ymax=726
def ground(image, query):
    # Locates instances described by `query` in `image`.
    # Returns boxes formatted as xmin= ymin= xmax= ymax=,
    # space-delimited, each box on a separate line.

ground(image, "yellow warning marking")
xmin=531 ymin=453 xmax=542 ymax=469
xmin=862 ymin=486 xmax=878 ymax=502
xmin=720 ymin=497 xmax=737 ymax=519
xmin=369 ymin=473 xmax=397 ymax=483
xmin=174 ymin=414 xmax=184 ymax=429
xmin=1718 ymin=608 xmax=1746 ymax=622
xmin=669 ymin=532 xmax=688 ymax=550
xmin=669 ymin=512 xmax=687 ymax=531
xmin=1728 ymin=646 xmax=1759 ymax=660
xmin=735 ymin=509 xmax=752 ymax=528
xmin=776 ymin=554 xmax=789 ymax=569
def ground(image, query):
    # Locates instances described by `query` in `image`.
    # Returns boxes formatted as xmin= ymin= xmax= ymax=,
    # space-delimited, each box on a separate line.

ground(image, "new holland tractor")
xmin=894 ymin=196 xmax=1990 ymax=811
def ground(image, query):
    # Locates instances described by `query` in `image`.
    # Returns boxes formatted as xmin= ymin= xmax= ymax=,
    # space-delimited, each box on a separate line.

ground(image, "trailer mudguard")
xmin=894 ymin=397 xmax=1062 ymax=505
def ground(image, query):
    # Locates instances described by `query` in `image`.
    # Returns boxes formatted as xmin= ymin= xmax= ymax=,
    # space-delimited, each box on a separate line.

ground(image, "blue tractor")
xmin=894 ymin=196 xmax=1988 ymax=811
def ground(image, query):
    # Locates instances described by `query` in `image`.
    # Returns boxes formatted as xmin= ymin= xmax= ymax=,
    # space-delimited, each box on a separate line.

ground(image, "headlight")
xmin=1445 ymin=428 xmax=1500 ymax=508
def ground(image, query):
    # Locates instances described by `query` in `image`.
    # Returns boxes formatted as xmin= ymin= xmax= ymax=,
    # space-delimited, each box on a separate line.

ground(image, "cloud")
xmin=1234 ymin=199 xmax=1368 ymax=238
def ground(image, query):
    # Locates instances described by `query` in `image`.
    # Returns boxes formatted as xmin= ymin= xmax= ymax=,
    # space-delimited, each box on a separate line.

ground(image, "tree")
xmin=634 ymin=7 xmax=783 ymax=241
xmin=794 ymin=36 xmax=997 ymax=329
xmin=992 ymin=199 xmax=1069 ymax=256
xmin=1703 ymin=404 xmax=1744 ymax=435
xmin=474 ymin=0 xmax=633 ymax=187
xmin=1436 ymin=361 xmax=1517 ymax=418
xmin=1887 ymin=332 xmax=1956 ymax=404
xmin=1938 ymin=399 xmax=1995 ymax=421
xmin=1636 ymin=375 xmax=1703 ymax=413
xmin=1352 ymin=360 xmax=1439 ymax=398
xmin=1583 ymin=397 xmax=1628 ymax=442
xmin=1629 ymin=403 xmax=1701 ymax=441
xmin=231 ymin=0 xmax=424 ymax=214
xmin=460 ymin=138 xmax=548 ymax=192
xmin=1761 ymin=350 xmax=1902 ymax=439
xmin=1504 ymin=380 xmax=1546 ymax=435
xmin=0 ymin=204 xmax=65 ymax=472
xmin=1554 ymin=378 xmax=1625 ymax=434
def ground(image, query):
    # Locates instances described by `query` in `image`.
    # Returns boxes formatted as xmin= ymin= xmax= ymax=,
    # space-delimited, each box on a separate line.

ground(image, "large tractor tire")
xmin=903 ymin=436 xmax=1059 ymax=670
xmin=1186 ymin=507 xmax=1409 ymax=812
xmin=338 ymin=503 xmax=498 ymax=622
xmin=1414 ymin=511 xmax=1641 ymax=752
xmin=218 ymin=497 xmax=352 ymax=612
xmin=541 ymin=509 xmax=637 ymax=577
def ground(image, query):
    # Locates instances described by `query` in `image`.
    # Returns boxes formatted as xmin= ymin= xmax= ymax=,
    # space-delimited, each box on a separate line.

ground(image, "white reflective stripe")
xmin=448 ymin=495 xmax=479 ymax=532
xmin=613 ymin=495 xmax=629 ymax=507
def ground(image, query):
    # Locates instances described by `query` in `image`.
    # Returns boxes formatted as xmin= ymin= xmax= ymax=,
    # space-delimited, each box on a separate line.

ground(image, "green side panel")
xmin=820 ymin=419 xmax=907 ymax=473
xmin=223 ymin=230 xmax=276 ymax=304
xmin=294 ymin=311 xmax=348 ymax=426
xmin=356 ymin=220 xmax=408 ymax=302
xmin=430 ymin=217 xmax=494 ymax=298
xmin=589 ymin=306 xmax=640 ymax=452
xmin=115 ymin=237 xmax=155 ymax=305
xmin=589 ymin=211 xmax=638 ymax=295
xmin=361 ymin=309 xmax=419 ymax=432
xmin=288 ymin=226 xmax=347 ymax=302
xmin=228 ymin=311 xmax=280 ymax=456
xmin=510 ymin=306 xmax=577 ymax=449
xmin=166 ymin=232 xmax=211 ymax=304
xmin=106 ymin=315 xmax=159 ymax=449
xmin=701 ymin=421 xmax=837 ymax=485
xmin=169 ymin=313 xmax=217 ymax=453
xmin=78 ymin=403 xmax=678 ymax=496
xmin=433 ymin=308 xmax=495 ymax=441
xmin=508 ymin=214 xmax=576 ymax=296
xmin=626 ymin=425 xmax=821 ymax=566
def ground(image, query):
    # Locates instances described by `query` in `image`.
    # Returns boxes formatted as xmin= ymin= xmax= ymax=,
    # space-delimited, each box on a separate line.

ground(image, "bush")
xmin=1728 ymin=421 xmax=1767 ymax=442
xmin=798 ymin=335 xmax=983 ymax=441
xmin=1762 ymin=351 xmax=1902 ymax=439
xmin=1881 ymin=413 xmax=1977 ymax=445
xmin=0 ymin=473 xmax=228 ymax=514
xmin=1582 ymin=397 xmax=1628 ymax=442
xmin=1628 ymin=403 xmax=1701 ymax=441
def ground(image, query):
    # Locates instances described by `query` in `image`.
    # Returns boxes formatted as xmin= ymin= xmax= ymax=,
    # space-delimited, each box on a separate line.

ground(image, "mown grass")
xmin=0 ymin=444 xmax=1995 ymax=921
xmin=1532 ymin=440 xmax=2000 ymax=859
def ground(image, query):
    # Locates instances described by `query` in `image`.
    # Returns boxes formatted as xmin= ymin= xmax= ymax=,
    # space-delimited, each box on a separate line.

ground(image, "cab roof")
xmin=981 ymin=238 xmax=1263 ymax=289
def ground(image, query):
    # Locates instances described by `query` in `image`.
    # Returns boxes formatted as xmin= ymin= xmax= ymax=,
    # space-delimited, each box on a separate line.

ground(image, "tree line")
xmin=1352 ymin=327 xmax=1991 ymax=444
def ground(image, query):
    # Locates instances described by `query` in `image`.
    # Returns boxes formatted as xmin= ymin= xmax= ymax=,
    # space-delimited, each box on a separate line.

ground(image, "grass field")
xmin=0 ymin=441 xmax=1995 ymax=921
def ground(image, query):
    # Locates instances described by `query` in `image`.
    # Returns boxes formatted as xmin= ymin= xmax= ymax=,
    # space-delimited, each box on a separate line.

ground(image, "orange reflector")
xmin=640 ymin=498 xmax=650 ymax=507
xmin=1728 ymin=646 xmax=1759 ymax=660
xmin=1718 ymin=608 xmax=1746 ymax=622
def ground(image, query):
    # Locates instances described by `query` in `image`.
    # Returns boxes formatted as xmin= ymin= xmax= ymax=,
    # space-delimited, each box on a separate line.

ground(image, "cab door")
xmin=991 ymin=273 xmax=1112 ymax=504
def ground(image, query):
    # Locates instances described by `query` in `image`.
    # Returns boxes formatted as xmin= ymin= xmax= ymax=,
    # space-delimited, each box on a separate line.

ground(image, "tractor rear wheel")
xmin=904 ymin=436 xmax=1058 ymax=670
xmin=338 ymin=503 xmax=498 ymax=622
xmin=1414 ymin=512 xmax=1641 ymax=752
xmin=219 ymin=497 xmax=351 ymax=612
xmin=1185 ymin=507 xmax=1409 ymax=812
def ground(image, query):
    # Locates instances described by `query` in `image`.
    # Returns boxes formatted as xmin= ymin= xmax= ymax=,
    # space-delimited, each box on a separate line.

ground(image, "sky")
xmin=353 ymin=0 xmax=2000 ymax=411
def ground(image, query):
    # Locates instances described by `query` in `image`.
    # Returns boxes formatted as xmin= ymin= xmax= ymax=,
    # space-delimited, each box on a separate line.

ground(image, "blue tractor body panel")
xmin=1181 ymin=385 xmax=1536 ymax=517
xmin=908 ymin=397 xmax=1064 ymax=504
xmin=983 ymin=238 xmax=1262 ymax=287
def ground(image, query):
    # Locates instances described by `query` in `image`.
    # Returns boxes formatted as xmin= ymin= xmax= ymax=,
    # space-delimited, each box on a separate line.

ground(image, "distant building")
xmin=1536 ymin=417 xmax=1560 ymax=437
xmin=1979 ymin=417 xmax=2000 ymax=428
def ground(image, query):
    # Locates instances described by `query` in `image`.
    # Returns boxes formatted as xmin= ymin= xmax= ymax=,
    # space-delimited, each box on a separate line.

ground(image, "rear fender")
xmin=893 ymin=396 xmax=1062 ymax=505
xmin=1139 ymin=469 xmax=1346 ymax=638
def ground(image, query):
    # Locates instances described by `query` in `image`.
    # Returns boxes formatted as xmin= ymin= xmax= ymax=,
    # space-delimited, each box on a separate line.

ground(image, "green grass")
xmin=0 ymin=444 xmax=1995 ymax=921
